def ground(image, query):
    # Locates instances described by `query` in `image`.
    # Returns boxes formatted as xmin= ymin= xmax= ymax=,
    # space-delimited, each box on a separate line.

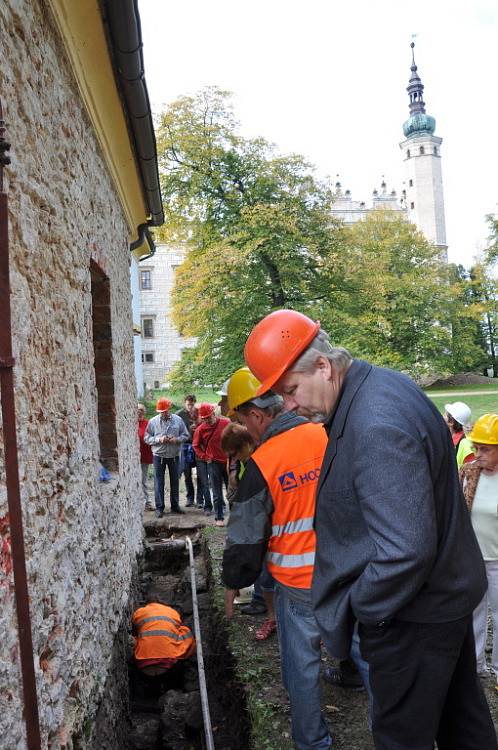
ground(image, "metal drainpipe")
xmin=0 ymin=98 xmax=42 ymax=749
xmin=185 ymin=536 xmax=215 ymax=750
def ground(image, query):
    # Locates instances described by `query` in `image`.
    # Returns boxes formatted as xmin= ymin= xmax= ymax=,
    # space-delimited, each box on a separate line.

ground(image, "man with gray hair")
xmin=244 ymin=309 xmax=497 ymax=750
xmin=222 ymin=366 xmax=369 ymax=750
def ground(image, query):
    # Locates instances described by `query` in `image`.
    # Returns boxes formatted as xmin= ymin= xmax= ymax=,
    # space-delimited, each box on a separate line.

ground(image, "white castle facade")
xmin=139 ymin=243 xmax=197 ymax=390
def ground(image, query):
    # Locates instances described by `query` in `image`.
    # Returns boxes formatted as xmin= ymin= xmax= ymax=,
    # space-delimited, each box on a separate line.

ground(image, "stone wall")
xmin=0 ymin=1 xmax=143 ymax=747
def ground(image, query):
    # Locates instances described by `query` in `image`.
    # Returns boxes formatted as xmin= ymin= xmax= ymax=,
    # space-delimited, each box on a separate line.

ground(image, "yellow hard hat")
xmin=468 ymin=413 xmax=498 ymax=445
xmin=227 ymin=367 xmax=262 ymax=413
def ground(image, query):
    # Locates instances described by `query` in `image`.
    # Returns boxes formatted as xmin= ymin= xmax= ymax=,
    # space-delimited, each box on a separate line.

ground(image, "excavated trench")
xmin=127 ymin=519 xmax=250 ymax=750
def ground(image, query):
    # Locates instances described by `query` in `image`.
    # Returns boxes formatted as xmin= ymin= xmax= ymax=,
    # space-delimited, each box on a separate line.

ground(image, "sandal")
xmin=255 ymin=619 xmax=277 ymax=641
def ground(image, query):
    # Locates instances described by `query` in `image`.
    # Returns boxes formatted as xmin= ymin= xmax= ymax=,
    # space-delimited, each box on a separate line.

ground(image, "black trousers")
xmin=359 ymin=615 xmax=497 ymax=750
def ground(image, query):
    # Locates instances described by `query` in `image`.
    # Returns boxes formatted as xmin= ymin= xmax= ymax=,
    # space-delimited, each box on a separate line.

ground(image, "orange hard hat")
xmin=198 ymin=402 xmax=215 ymax=419
xmin=156 ymin=397 xmax=172 ymax=412
xmin=244 ymin=310 xmax=320 ymax=395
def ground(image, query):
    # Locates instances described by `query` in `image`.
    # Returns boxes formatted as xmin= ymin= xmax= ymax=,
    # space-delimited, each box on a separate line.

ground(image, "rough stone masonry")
xmin=0 ymin=1 xmax=144 ymax=747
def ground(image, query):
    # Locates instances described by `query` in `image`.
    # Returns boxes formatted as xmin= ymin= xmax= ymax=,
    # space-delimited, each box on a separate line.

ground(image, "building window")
xmin=140 ymin=269 xmax=152 ymax=290
xmin=142 ymin=318 xmax=154 ymax=338
xmin=419 ymin=146 xmax=425 ymax=155
xmin=410 ymin=202 xmax=415 ymax=209
xmin=154 ymin=381 xmax=160 ymax=389
xmin=406 ymin=150 xmax=410 ymax=159
xmin=433 ymin=146 xmax=438 ymax=155
xmin=142 ymin=352 xmax=154 ymax=363
xmin=90 ymin=261 xmax=118 ymax=471
xmin=409 ymin=179 xmax=413 ymax=187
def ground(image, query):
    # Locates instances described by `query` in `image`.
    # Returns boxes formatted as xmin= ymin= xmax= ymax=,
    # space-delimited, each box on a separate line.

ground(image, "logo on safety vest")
xmin=278 ymin=471 xmax=299 ymax=492
xmin=278 ymin=468 xmax=321 ymax=492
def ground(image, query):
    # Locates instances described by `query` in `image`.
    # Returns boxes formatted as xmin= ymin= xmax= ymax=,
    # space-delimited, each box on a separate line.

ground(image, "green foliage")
xmin=156 ymin=86 xmax=490 ymax=384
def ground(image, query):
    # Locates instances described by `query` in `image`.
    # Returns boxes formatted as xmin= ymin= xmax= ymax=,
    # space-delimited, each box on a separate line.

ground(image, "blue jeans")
xmin=179 ymin=443 xmax=195 ymax=504
xmin=195 ymin=460 xmax=212 ymax=511
xmin=275 ymin=586 xmax=332 ymax=750
xmin=253 ymin=561 xmax=275 ymax=603
xmin=153 ymin=455 xmax=179 ymax=511
xmin=207 ymin=460 xmax=225 ymax=520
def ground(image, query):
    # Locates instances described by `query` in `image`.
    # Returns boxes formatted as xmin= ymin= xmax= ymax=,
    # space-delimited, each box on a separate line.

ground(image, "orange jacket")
xmin=252 ymin=422 xmax=327 ymax=588
xmin=132 ymin=603 xmax=195 ymax=662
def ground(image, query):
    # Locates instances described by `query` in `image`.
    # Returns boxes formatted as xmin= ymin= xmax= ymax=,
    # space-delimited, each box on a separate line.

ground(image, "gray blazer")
xmin=312 ymin=359 xmax=487 ymax=659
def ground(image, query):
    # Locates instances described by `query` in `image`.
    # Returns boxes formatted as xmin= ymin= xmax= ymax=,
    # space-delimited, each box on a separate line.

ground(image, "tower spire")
xmin=407 ymin=42 xmax=426 ymax=115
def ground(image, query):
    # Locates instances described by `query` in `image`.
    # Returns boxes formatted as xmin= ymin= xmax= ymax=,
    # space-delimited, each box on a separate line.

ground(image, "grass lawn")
xmin=424 ymin=386 xmax=498 ymax=421
xmin=140 ymin=388 xmax=220 ymax=418
xmin=425 ymin=382 xmax=498 ymax=392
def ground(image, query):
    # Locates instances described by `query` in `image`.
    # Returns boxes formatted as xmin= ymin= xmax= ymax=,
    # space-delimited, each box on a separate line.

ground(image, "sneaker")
xmin=170 ymin=508 xmax=185 ymax=514
xmin=323 ymin=665 xmax=364 ymax=691
xmin=215 ymin=519 xmax=225 ymax=527
xmin=155 ymin=510 xmax=164 ymax=519
xmin=240 ymin=601 xmax=267 ymax=616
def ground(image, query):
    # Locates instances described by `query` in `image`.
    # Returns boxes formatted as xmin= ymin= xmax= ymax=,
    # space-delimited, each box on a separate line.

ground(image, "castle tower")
xmin=400 ymin=43 xmax=447 ymax=258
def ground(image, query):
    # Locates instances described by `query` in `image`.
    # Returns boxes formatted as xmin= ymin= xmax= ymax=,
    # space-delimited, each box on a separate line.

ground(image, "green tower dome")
xmin=403 ymin=113 xmax=436 ymax=138
xmin=402 ymin=43 xmax=436 ymax=139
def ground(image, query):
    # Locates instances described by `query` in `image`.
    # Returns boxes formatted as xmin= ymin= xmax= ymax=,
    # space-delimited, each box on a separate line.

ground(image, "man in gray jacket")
xmin=244 ymin=309 xmax=497 ymax=750
xmin=145 ymin=397 xmax=189 ymax=517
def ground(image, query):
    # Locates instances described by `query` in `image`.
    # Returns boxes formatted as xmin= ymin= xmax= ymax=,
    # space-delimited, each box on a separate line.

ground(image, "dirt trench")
xmin=127 ymin=514 xmax=250 ymax=750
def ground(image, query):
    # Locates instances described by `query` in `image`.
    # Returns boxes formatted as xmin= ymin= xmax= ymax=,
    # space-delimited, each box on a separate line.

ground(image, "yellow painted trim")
xmin=47 ymin=0 xmax=149 ymax=247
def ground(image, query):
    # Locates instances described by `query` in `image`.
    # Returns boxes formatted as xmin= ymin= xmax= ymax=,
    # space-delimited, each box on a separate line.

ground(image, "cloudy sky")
xmin=139 ymin=0 xmax=498 ymax=266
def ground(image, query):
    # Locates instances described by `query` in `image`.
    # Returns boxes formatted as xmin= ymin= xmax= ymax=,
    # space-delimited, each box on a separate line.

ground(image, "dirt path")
xmin=426 ymin=389 xmax=498 ymax=397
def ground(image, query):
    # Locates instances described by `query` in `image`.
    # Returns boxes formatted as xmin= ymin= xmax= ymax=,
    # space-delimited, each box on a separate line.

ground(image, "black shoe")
xmin=185 ymin=502 xmax=194 ymax=507
xmin=155 ymin=510 xmax=164 ymax=519
xmin=170 ymin=507 xmax=185 ymax=514
xmin=323 ymin=665 xmax=364 ymax=691
xmin=240 ymin=601 xmax=267 ymax=616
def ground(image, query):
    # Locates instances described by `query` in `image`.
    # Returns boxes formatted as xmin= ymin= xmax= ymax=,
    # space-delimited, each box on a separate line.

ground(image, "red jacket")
xmin=138 ymin=419 xmax=153 ymax=464
xmin=193 ymin=418 xmax=230 ymax=464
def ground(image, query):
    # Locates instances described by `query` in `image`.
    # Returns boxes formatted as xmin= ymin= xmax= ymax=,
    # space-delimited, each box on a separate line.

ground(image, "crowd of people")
xmin=137 ymin=307 xmax=498 ymax=750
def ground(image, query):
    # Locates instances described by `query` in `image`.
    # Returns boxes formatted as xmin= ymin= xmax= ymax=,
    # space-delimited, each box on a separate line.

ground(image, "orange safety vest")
xmin=252 ymin=422 xmax=327 ymax=589
xmin=132 ymin=603 xmax=196 ymax=662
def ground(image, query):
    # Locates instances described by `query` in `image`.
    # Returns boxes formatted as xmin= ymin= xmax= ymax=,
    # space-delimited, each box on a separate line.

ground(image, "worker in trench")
xmin=221 ymin=366 xmax=370 ymax=750
xmin=130 ymin=597 xmax=196 ymax=697
xmin=243 ymin=308 xmax=498 ymax=750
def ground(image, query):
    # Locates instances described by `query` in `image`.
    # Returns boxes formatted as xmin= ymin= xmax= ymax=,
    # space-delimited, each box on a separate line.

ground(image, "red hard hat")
xmin=244 ymin=310 xmax=320 ymax=395
xmin=198 ymin=402 xmax=215 ymax=418
xmin=156 ymin=397 xmax=172 ymax=412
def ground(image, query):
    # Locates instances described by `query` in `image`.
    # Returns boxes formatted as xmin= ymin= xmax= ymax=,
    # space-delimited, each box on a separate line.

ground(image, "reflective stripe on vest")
xmin=138 ymin=629 xmax=193 ymax=641
xmin=272 ymin=516 xmax=315 ymax=538
xmin=252 ymin=422 xmax=327 ymax=589
xmin=132 ymin=603 xmax=195 ymax=662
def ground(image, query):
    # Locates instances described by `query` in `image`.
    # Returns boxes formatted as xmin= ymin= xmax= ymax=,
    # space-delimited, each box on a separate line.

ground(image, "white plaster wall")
xmin=139 ymin=243 xmax=197 ymax=389
xmin=0 ymin=1 xmax=143 ymax=747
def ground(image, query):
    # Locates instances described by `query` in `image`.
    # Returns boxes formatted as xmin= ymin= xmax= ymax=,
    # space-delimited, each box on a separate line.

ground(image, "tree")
xmin=157 ymin=89 xmax=457 ymax=385
xmin=315 ymin=211 xmax=453 ymax=377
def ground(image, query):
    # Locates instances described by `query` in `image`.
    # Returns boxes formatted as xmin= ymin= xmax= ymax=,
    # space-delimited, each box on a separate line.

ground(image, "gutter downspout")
xmin=129 ymin=222 xmax=156 ymax=262
xmin=0 ymin=99 xmax=42 ymax=749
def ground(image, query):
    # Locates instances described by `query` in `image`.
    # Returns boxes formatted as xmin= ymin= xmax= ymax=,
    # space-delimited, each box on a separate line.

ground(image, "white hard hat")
xmin=216 ymin=378 xmax=230 ymax=397
xmin=444 ymin=401 xmax=472 ymax=431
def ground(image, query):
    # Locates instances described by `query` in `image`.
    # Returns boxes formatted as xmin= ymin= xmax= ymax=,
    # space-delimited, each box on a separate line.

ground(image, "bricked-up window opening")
xmin=142 ymin=318 xmax=154 ymax=338
xmin=90 ymin=262 xmax=118 ymax=471
xmin=140 ymin=269 xmax=152 ymax=290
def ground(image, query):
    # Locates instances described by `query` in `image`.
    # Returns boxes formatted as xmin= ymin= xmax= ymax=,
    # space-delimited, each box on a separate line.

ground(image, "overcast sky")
xmin=139 ymin=0 xmax=498 ymax=267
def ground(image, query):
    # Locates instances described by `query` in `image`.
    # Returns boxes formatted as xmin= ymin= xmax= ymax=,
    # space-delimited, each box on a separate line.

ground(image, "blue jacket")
xmin=313 ymin=359 xmax=487 ymax=659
